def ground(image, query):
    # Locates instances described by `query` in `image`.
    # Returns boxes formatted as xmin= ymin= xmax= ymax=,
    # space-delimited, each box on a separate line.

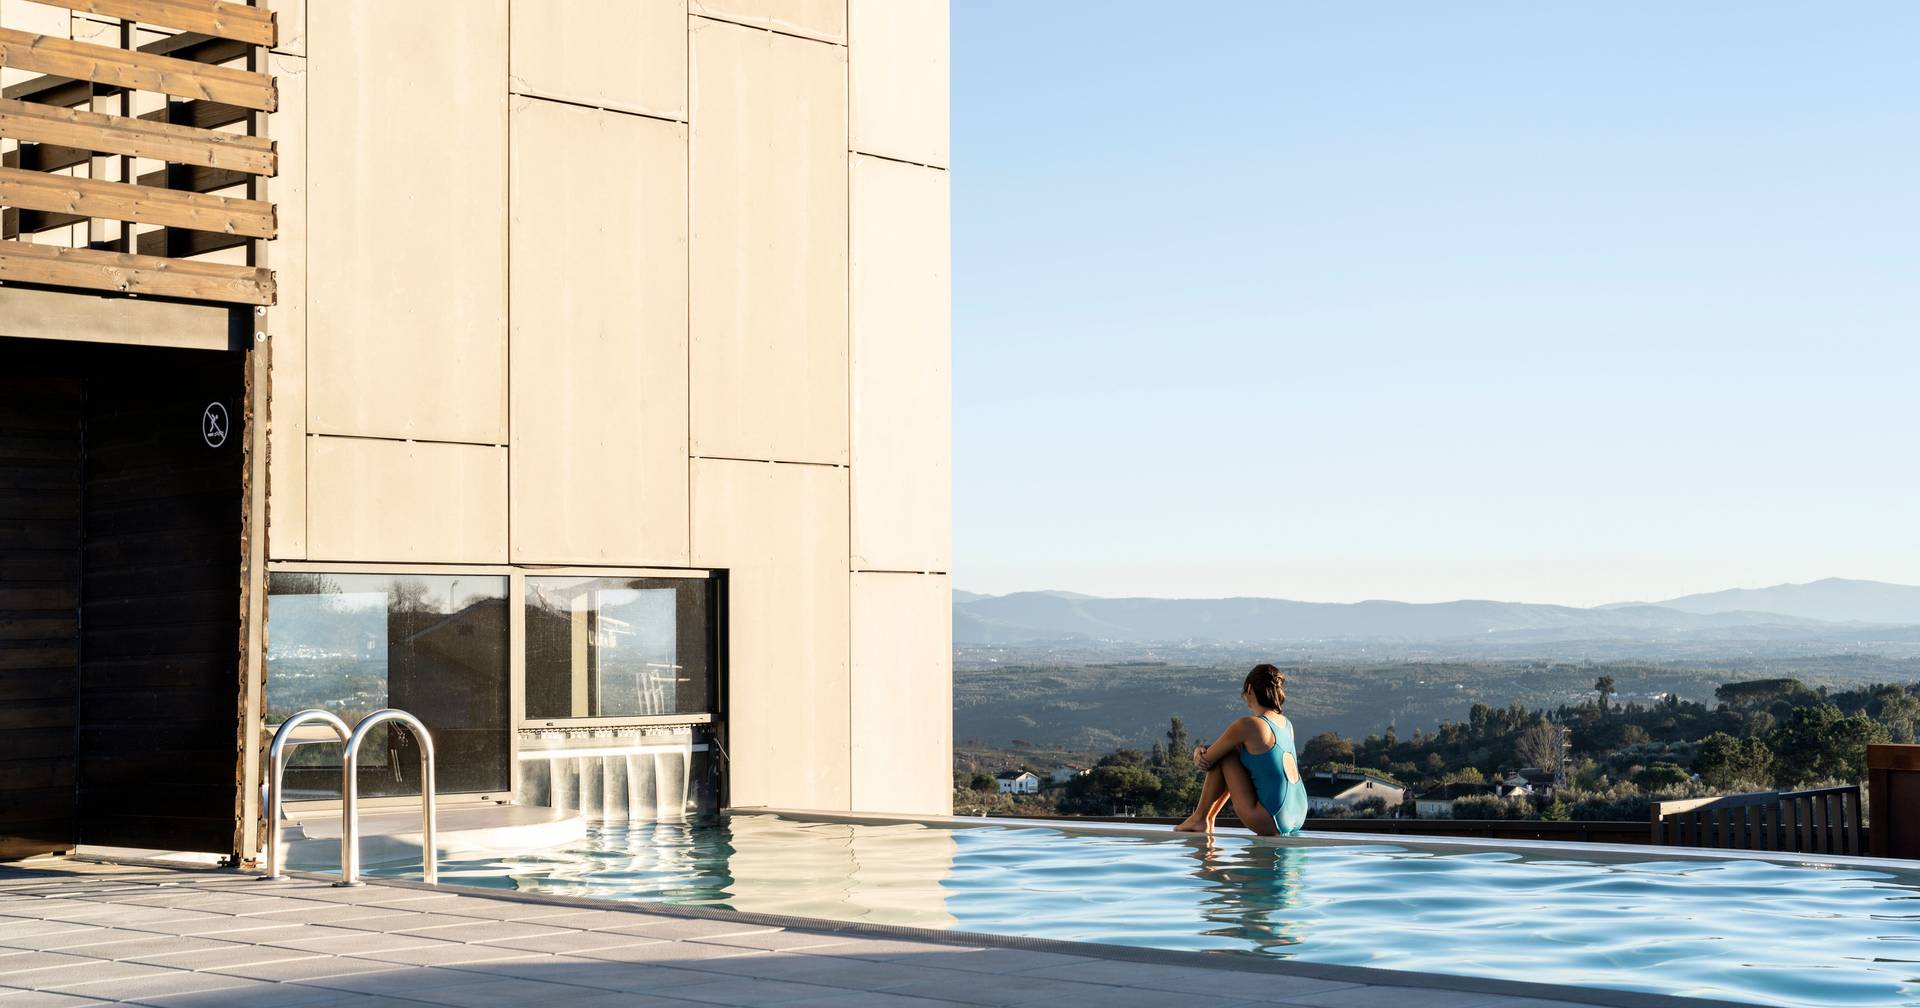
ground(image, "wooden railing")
xmin=0 ymin=0 xmax=274 ymax=305
xmin=1653 ymin=785 xmax=1864 ymax=856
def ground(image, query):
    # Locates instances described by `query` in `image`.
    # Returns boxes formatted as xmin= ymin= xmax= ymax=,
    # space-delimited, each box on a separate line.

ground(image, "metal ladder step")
xmin=262 ymin=708 xmax=439 ymax=886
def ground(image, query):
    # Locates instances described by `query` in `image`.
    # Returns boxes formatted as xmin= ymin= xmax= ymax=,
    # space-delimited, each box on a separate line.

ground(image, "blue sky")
xmin=951 ymin=3 xmax=1920 ymax=607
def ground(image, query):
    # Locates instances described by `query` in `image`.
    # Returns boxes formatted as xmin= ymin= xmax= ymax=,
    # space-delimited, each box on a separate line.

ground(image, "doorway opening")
xmin=0 ymin=335 xmax=246 ymax=859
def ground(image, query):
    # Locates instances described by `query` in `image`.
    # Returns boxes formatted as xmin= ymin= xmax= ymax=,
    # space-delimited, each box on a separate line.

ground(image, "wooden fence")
xmin=1653 ymin=785 xmax=1864 ymax=856
xmin=0 ymin=0 xmax=275 ymax=304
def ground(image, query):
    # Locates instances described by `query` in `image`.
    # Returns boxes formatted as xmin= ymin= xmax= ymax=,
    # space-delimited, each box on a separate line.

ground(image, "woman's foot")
xmin=1172 ymin=816 xmax=1210 ymax=833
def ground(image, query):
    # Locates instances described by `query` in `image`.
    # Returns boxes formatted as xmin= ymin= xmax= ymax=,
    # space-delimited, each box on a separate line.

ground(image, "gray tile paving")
xmin=0 ymin=859 xmax=1740 ymax=1008
xmin=471 ymin=930 xmax=668 ymax=955
xmin=0 ymin=991 xmax=120 ymax=1007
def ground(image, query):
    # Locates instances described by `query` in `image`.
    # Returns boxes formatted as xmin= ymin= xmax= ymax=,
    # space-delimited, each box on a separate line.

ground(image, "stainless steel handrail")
xmin=262 ymin=709 xmax=350 ymax=881
xmin=337 ymin=708 xmax=438 ymax=886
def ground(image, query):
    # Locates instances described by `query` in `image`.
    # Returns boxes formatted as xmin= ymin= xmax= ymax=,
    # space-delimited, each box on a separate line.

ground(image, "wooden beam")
xmin=0 ymin=238 xmax=273 ymax=304
xmin=0 ymin=98 xmax=274 ymax=175
xmin=143 ymin=99 xmax=248 ymax=131
xmin=4 ymin=207 xmax=87 ymax=236
xmin=137 ymin=164 xmax=250 ymax=193
xmin=139 ymin=30 xmax=250 ymax=66
xmin=0 ymin=29 xmax=274 ymax=112
xmin=3 ymin=141 xmax=91 ymax=175
xmin=1 ymin=30 xmax=248 ymax=104
xmin=26 ymin=0 xmax=276 ymax=49
xmin=0 ymin=283 xmax=236 ymax=350
xmin=0 ymin=166 xmax=273 ymax=238
xmin=135 ymin=226 xmax=246 ymax=259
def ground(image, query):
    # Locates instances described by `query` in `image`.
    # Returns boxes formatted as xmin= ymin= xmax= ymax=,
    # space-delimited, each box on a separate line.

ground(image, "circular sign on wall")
xmin=202 ymin=402 xmax=229 ymax=448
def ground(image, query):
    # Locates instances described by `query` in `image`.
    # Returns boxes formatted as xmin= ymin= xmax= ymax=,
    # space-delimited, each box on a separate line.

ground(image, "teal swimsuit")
xmin=1242 ymin=713 xmax=1308 ymax=835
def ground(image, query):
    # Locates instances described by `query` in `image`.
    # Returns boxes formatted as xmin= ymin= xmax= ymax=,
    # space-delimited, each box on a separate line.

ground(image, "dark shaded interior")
xmin=0 ymin=335 xmax=244 ymax=858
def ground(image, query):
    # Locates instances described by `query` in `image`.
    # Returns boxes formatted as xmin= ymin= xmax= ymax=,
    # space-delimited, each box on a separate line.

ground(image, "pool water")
xmin=396 ymin=813 xmax=1920 ymax=1008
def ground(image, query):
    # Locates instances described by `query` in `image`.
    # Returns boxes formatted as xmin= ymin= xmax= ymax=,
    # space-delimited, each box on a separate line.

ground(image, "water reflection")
xmin=725 ymin=815 xmax=958 ymax=928
xmin=408 ymin=814 xmax=1920 ymax=1008
xmin=1186 ymin=837 xmax=1312 ymax=953
xmin=478 ymin=815 xmax=957 ymax=929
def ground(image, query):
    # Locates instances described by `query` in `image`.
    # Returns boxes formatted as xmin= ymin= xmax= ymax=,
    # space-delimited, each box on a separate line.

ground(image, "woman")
xmin=1174 ymin=663 xmax=1309 ymax=836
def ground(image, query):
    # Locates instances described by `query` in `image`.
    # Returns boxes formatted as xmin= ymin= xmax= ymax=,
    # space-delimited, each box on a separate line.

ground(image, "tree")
xmin=1594 ymin=676 xmax=1616 ymax=716
xmin=1515 ymin=718 xmax=1566 ymax=773
xmin=1635 ymin=762 xmax=1690 ymax=789
xmin=1166 ymin=717 xmax=1192 ymax=768
xmin=1060 ymin=765 xmax=1163 ymax=815
xmin=1870 ymin=689 xmax=1920 ymax=744
xmin=1302 ymin=731 xmax=1355 ymax=768
xmin=1693 ymin=732 xmax=1773 ymax=789
xmin=969 ymin=773 xmax=996 ymax=792
xmin=1768 ymin=705 xmax=1888 ymax=786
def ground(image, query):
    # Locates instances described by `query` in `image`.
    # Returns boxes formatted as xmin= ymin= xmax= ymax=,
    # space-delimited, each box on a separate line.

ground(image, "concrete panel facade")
xmin=306 ymin=0 xmax=508 ymax=445
xmin=509 ymin=99 xmax=690 ymax=566
xmin=249 ymin=1 xmax=947 ymax=819
xmin=266 ymin=0 xmax=305 ymax=56
xmin=692 ymin=459 xmax=851 ymax=810
xmin=688 ymin=17 xmax=848 ymax=465
xmin=306 ymin=437 xmax=508 ymax=563
xmin=851 ymin=572 xmax=952 ymax=815
xmin=266 ymin=51 xmax=308 ymax=561
xmin=509 ymin=0 xmax=686 ymax=119
xmin=851 ymin=154 xmax=950 ymax=573
xmin=690 ymin=0 xmax=845 ymax=43
xmin=849 ymin=0 xmax=948 ymax=167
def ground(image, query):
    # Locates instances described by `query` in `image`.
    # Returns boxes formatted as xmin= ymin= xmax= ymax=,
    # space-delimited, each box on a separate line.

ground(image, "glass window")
xmin=524 ymin=576 xmax=715 ymax=720
xmin=266 ymin=573 xmax=509 ymax=797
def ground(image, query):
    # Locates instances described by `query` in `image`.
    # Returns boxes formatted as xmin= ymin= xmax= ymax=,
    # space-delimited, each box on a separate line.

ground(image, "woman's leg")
xmin=1218 ymin=752 xmax=1280 ymax=837
xmin=1175 ymin=762 xmax=1229 ymax=832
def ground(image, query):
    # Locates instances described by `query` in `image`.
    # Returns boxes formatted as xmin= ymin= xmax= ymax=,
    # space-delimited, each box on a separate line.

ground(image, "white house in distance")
xmin=1303 ymin=771 xmax=1407 ymax=814
xmin=1414 ymin=781 xmax=1530 ymax=818
xmin=1502 ymin=768 xmax=1558 ymax=795
xmin=997 ymin=771 xmax=1041 ymax=795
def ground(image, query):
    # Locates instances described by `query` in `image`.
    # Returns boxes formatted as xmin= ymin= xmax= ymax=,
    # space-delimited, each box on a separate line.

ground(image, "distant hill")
xmin=952 ymin=584 xmax=1917 ymax=647
xmin=1637 ymin=578 xmax=1920 ymax=625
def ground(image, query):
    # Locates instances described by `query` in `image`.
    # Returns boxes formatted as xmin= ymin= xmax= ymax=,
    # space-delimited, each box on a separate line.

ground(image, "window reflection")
xmin=266 ymin=573 xmax=509 ymax=797
xmin=524 ymin=576 xmax=715 ymax=720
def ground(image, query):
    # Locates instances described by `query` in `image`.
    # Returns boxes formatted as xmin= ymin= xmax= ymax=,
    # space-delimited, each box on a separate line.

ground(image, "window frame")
xmin=263 ymin=561 xmax=721 ymax=812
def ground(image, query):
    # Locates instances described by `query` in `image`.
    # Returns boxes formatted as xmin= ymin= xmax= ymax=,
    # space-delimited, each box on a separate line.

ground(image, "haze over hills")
xmin=1626 ymin=578 xmax=1920 ymax=625
xmin=953 ymin=579 xmax=1920 ymax=649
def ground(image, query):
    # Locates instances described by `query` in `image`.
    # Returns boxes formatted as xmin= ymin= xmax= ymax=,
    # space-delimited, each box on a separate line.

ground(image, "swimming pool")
xmin=392 ymin=812 xmax=1920 ymax=1008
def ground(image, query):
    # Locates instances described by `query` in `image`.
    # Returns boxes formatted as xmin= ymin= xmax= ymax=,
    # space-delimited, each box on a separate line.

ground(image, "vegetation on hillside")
xmin=955 ymin=674 xmax=1909 ymax=822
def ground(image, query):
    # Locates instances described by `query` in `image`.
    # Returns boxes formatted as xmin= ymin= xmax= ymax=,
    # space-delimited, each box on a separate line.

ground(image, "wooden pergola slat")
xmin=0 ymin=166 xmax=273 ymax=237
xmin=0 ymin=238 xmax=273 ymax=304
xmin=26 ymin=0 xmax=275 ymax=48
xmin=0 ymin=28 xmax=274 ymax=111
xmin=0 ymin=98 xmax=274 ymax=175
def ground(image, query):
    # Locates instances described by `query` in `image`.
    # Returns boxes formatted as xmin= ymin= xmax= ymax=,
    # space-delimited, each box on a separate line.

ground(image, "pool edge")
xmin=749 ymin=805 xmax=1920 ymax=873
xmin=67 ymin=850 xmax=1770 ymax=1008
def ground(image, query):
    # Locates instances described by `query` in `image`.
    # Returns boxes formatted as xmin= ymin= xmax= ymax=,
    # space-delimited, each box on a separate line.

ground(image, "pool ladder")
xmin=261 ymin=708 xmax=439 ymax=886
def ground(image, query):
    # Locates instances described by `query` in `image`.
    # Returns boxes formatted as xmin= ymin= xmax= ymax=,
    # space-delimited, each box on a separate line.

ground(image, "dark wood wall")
xmin=0 ymin=337 xmax=242 ymax=859
xmin=78 ymin=356 xmax=243 ymax=852
xmin=0 ymin=375 xmax=83 ymax=860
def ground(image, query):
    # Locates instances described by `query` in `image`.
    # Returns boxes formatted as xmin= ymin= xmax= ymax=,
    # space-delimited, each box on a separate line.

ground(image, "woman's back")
xmin=1242 ymin=714 xmax=1308 ymax=835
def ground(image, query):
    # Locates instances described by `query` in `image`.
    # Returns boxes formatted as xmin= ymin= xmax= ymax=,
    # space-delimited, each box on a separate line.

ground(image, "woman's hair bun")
xmin=1243 ymin=663 xmax=1286 ymax=710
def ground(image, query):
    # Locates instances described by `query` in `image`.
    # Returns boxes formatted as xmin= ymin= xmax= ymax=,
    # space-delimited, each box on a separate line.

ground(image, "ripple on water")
xmin=383 ymin=814 xmax=1920 ymax=1008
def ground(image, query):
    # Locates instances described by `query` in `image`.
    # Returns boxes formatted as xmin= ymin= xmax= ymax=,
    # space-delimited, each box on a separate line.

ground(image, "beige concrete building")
xmin=0 ymin=0 xmax=950 ymax=864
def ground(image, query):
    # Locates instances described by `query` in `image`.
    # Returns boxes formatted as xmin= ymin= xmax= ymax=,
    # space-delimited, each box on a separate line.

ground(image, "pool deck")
xmin=0 ymin=857 xmax=1757 ymax=1008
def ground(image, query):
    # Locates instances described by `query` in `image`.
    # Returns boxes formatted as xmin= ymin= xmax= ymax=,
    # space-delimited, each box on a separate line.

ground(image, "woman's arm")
xmin=1194 ymin=717 xmax=1255 ymax=771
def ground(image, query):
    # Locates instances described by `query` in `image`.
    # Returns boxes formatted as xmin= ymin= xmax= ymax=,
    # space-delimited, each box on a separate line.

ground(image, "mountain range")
xmin=953 ymin=578 xmax=1920 ymax=647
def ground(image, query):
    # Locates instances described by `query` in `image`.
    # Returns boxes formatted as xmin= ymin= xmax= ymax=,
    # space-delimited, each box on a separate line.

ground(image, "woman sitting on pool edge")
xmin=1174 ymin=664 xmax=1309 ymax=836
